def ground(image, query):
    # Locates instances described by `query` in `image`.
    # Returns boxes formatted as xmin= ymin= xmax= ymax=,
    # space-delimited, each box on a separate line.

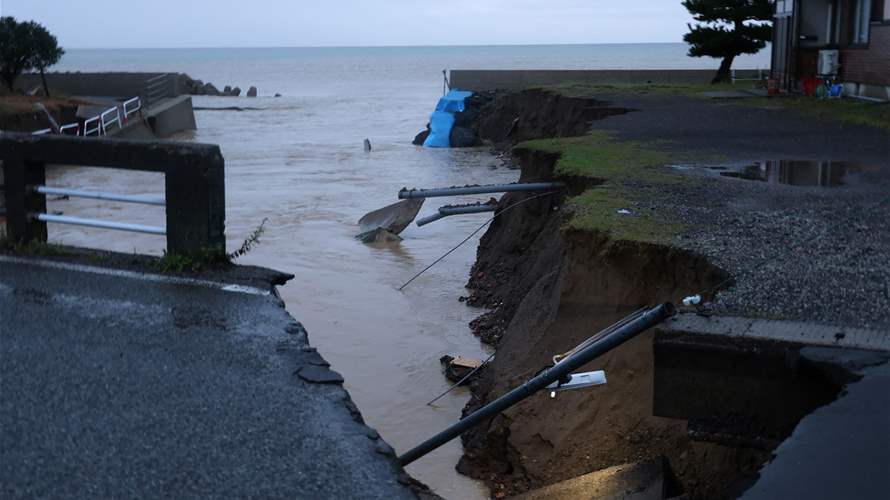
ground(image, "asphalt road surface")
xmin=0 ymin=256 xmax=417 ymax=499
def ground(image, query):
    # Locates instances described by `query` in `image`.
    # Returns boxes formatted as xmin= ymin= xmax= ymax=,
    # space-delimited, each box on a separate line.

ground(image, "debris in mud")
xmin=440 ymin=355 xmax=483 ymax=384
xmin=356 ymin=227 xmax=402 ymax=244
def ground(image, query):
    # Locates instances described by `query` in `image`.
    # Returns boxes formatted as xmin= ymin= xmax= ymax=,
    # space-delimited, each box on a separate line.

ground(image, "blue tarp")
xmin=423 ymin=89 xmax=473 ymax=148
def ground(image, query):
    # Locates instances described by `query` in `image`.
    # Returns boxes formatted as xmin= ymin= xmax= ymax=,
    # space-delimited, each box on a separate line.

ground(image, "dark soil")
xmin=454 ymin=89 xmax=890 ymax=498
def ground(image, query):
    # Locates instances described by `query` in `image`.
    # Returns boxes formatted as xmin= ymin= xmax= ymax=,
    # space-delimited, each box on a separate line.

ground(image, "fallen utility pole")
xmin=398 ymin=182 xmax=564 ymax=200
xmin=398 ymin=303 xmax=676 ymax=466
xmin=416 ymin=202 xmax=498 ymax=227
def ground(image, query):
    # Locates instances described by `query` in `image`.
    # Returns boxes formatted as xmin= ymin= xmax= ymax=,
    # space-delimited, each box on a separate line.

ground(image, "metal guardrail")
xmin=34 ymin=186 xmax=165 ymax=206
xmin=0 ymin=134 xmax=226 ymax=257
xmin=123 ymin=97 xmax=141 ymax=120
xmin=33 ymin=97 xmax=141 ymax=138
xmin=83 ymin=115 xmax=103 ymax=137
xmin=100 ymin=107 xmax=122 ymax=134
xmin=59 ymin=123 xmax=80 ymax=136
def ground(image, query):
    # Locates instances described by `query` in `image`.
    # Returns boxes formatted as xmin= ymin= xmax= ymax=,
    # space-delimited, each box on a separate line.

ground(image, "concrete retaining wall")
xmin=449 ymin=69 xmax=764 ymax=92
xmin=142 ymin=96 xmax=197 ymax=138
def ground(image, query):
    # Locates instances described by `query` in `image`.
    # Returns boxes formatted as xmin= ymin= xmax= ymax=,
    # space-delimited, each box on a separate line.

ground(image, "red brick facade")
xmin=842 ymin=24 xmax=890 ymax=85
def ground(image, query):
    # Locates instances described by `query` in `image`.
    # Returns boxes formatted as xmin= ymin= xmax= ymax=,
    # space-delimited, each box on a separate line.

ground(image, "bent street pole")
xmin=398 ymin=302 xmax=676 ymax=466
xmin=399 ymin=182 xmax=564 ymax=199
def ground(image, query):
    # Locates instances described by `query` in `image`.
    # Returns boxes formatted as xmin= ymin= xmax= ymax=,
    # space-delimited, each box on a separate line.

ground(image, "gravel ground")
xmin=592 ymin=95 xmax=890 ymax=331
xmin=666 ymin=171 xmax=889 ymax=331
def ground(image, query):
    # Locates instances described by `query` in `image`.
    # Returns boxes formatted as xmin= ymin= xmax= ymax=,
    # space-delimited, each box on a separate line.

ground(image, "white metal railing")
xmin=83 ymin=116 xmax=103 ymax=137
xmin=59 ymin=123 xmax=80 ymax=135
xmin=123 ymin=97 xmax=141 ymax=121
xmin=31 ymin=96 xmax=141 ymax=137
xmin=34 ymin=185 xmax=165 ymax=206
xmin=100 ymin=106 xmax=121 ymax=134
xmin=31 ymin=185 xmax=167 ymax=235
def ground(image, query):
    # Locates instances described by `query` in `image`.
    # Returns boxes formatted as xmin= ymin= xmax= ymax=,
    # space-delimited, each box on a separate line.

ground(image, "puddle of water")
xmin=672 ymin=160 xmax=886 ymax=188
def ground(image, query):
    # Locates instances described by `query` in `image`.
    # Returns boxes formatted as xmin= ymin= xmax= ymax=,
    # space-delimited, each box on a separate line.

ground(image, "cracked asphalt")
xmin=0 ymin=257 xmax=417 ymax=499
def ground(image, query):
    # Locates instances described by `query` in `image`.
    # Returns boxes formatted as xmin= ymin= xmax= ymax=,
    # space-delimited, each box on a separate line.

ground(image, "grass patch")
xmin=156 ymin=247 xmax=229 ymax=273
xmin=521 ymin=131 xmax=674 ymax=183
xmin=566 ymin=187 xmax=685 ymax=243
xmin=517 ymin=130 xmax=690 ymax=243
xmin=0 ymin=233 xmax=76 ymax=257
xmin=749 ymin=96 xmax=890 ymax=132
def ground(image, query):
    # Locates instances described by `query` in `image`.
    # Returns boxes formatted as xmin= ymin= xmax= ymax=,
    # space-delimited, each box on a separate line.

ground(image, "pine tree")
xmin=682 ymin=0 xmax=773 ymax=84
xmin=0 ymin=17 xmax=64 ymax=96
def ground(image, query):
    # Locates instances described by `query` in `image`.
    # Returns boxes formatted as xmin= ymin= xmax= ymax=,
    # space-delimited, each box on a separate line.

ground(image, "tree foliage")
xmin=682 ymin=0 xmax=773 ymax=83
xmin=0 ymin=17 xmax=65 ymax=94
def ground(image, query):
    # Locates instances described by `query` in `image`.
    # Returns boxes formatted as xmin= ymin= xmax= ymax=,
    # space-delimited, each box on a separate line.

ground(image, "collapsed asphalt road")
xmin=0 ymin=256 xmax=418 ymax=499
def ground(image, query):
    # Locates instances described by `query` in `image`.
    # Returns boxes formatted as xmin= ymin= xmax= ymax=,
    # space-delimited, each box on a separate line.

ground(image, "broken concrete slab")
xmin=515 ymin=458 xmax=669 ymax=500
xmin=660 ymin=313 xmax=890 ymax=352
xmin=357 ymin=198 xmax=425 ymax=236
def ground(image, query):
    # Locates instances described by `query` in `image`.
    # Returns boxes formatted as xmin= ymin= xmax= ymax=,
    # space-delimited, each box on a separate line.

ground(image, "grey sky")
xmin=1 ymin=0 xmax=698 ymax=48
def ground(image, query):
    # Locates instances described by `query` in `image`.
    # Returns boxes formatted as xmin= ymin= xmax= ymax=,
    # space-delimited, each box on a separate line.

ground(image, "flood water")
xmin=45 ymin=119 xmax=514 ymax=500
xmin=36 ymin=45 xmax=771 ymax=498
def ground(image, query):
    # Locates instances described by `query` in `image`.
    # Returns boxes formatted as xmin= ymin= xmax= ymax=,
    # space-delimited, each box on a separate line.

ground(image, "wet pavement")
xmin=0 ymin=255 xmax=417 ymax=499
xmin=740 ymin=347 xmax=890 ymax=500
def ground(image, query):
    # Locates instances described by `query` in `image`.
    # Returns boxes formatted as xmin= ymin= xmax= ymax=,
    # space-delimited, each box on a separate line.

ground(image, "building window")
xmin=852 ymin=0 xmax=872 ymax=44
xmin=776 ymin=0 xmax=794 ymax=16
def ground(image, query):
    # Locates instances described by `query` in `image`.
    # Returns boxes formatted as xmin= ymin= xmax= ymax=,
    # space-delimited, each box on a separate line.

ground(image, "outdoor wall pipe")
xmin=415 ymin=203 xmax=498 ymax=227
xmin=399 ymin=182 xmax=564 ymax=199
xmin=398 ymin=302 xmax=676 ymax=466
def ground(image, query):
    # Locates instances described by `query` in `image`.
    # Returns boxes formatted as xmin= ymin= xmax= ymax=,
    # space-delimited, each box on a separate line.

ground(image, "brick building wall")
xmin=841 ymin=25 xmax=890 ymax=85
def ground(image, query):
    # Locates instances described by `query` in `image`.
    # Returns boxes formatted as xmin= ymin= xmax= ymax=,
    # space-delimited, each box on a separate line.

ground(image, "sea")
xmin=45 ymin=44 xmax=770 ymax=499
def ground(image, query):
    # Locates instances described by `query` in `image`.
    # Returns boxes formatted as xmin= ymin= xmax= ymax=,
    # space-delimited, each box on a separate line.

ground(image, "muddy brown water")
xmin=40 ymin=103 xmax=520 ymax=499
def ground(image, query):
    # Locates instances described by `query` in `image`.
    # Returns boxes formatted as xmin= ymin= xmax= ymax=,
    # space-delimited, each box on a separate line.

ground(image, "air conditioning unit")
xmin=818 ymin=50 xmax=840 ymax=76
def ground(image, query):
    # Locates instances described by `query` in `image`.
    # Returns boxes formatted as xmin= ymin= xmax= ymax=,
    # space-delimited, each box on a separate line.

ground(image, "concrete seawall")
xmin=14 ymin=72 xmax=170 ymax=99
xmin=449 ymin=69 xmax=764 ymax=92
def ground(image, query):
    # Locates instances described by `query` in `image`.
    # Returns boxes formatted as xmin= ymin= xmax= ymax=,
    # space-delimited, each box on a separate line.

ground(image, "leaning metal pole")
xmin=398 ymin=302 xmax=676 ymax=466
xmin=398 ymin=182 xmax=564 ymax=199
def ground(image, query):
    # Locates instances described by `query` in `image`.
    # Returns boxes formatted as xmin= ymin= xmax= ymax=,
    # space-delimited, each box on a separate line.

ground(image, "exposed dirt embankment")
xmin=0 ymin=96 xmax=79 ymax=132
xmin=472 ymin=88 xmax=629 ymax=147
xmin=461 ymin=152 xmax=757 ymax=498
xmin=457 ymin=90 xmax=774 ymax=498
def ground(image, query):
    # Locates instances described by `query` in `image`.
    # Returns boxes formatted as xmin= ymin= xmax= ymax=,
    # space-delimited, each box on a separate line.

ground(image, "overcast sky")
xmin=1 ymin=0 xmax=699 ymax=48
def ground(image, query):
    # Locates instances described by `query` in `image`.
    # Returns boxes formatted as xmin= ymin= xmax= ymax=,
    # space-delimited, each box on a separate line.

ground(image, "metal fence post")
xmin=163 ymin=147 xmax=226 ymax=257
xmin=2 ymin=158 xmax=47 ymax=243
